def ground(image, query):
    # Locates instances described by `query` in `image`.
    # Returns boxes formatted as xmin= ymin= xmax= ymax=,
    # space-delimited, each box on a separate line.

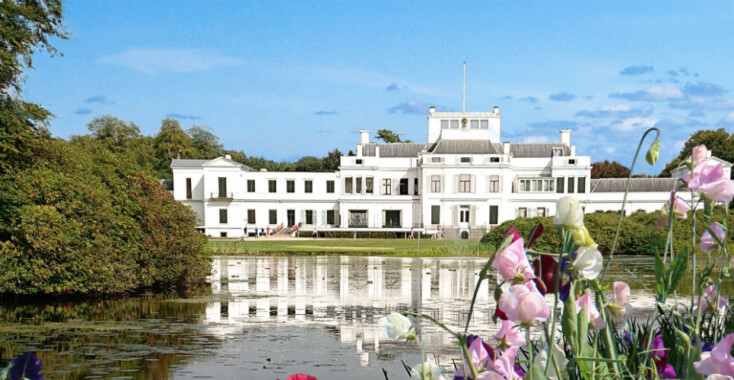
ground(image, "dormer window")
xmin=441 ymin=120 xmax=449 ymax=129
xmin=431 ymin=157 xmax=442 ymax=163
xmin=450 ymin=120 xmax=459 ymax=129
xmin=553 ymin=147 xmax=564 ymax=156
xmin=490 ymin=157 xmax=500 ymax=163
xmin=568 ymin=159 xmax=577 ymax=165
xmin=470 ymin=120 xmax=479 ymax=129
xmin=460 ymin=157 xmax=471 ymax=163
xmin=356 ymin=159 xmax=363 ymax=165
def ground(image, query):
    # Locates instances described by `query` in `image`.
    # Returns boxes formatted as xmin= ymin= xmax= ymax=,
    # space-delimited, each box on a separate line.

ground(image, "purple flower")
xmin=650 ymin=334 xmax=676 ymax=379
xmin=9 ymin=352 xmax=43 ymax=380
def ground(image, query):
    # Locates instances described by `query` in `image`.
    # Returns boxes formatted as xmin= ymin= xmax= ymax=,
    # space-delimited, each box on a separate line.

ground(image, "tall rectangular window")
xmin=345 ymin=177 xmax=353 ymax=193
xmin=356 ymin=178 xmax=362 ymax=194
xmin=568 ymin=177 xmax=575 ymax=193
xmin=305 ymin=180 xmax=313 ymax=193
xmin=327 ymin=210 xmax=335 ymax=225
xmin=218 ymin=177 xmax=227 ymax=197
xmin=326 ymin=180 xmax=335 ymax=193
xmin=489 ymin=206 xmax=499 ymax=225
xmin=518 ymin=208 xmax=527 ymax=218
xmin=459 ymin=174 xmax=471 ymax=193
xmin=431 ymin=175 xmax=441 ymax=193
xmin=460 ymin=157 xmax=471 ymax=163
xmin=578 ymin=177 xmax=586 ymax=193
xmin=489 ymin=175 xmax=499 ymax=193
xmin=186 ymin=178 xmax=192 ymax=199
xmin=269 ymin=180 xmax=277 ymax=193
xmin=366 ymin=177 xmax=374 ymax=193
xmin=431 ymin=205 xmax=440 ymax=225
xmin=305 ymin=210 xmax=314 ymax=225
xmin=287 ymin=180 xmax=295 ymax=193
xmin=247 ymin=179 xmax=255 ymax=192
xmin=219 ymin=209 xmax=228 ymax=224
xmin=537 ymin=207 xmax=546 ymax=217
xmin=414 ymin=178 xmax=419 ymax=195
xmin=556 ymin=177 xmax=565 ymax=193
xmin=269 ymin=209 xmax=277 ymax=224
xmin=247 ymin=209 xmax=256 ymax=224
xmin=399 ymin=178 xmax=408 ymax=195
xmin=382 ymin=179 xmax=392 ymax=195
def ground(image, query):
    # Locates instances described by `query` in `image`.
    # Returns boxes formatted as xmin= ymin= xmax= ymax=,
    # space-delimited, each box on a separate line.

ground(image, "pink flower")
xmin=654 ymin=196 xmax=691 ymax=231
xmin=694 ymin=333 xmax=734 ymax=376
xmin=498 ymin=283 xmax=549 ymax=326
xmin=493 ymin=320 xmax=526 ymax=349
xmin=492 ymin=347 xmax=522 ymax=380
xmin=575 ymin=292 xmax=605 ymax=330
xmin=701 ymin=222 xmax=727 ymax=253
xmin=697 ymin=285 xmax=729 ymax=314
xmin=684 ymin=163 xmax=734 ymax=202
xmin=692 ymin=145 xmax=710 ymax=167
xmin=282 ymin=375 xmax=317 ymax=380
xmin=492 ymin=238 xmax=535 ymax=283
xmin=608 ymin=281 xmax=632 ymax=319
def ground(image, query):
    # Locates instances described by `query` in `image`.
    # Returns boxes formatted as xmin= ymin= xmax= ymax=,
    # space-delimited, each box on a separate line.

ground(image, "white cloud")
xmin=674 ymin=140 xmax=686 ymax=152
xmin=604 ymin=147 xmax=616 ymax=154
xmin=670 ymin=97 xmax=734 ymax=110
xmin=609 ymin=117 xmax=659 ymax=132
xmin=609 ymin=85 xmax=684 ymax=101
xmin=576 ymin=104 xmax=653 ymax=118
xmin=101 ymin=48 xmax=241 ymax=75
xmin=523 ymin=136 xmax=551 ymax=143
xmin=717 ymin=111 xmax=734 ymax=126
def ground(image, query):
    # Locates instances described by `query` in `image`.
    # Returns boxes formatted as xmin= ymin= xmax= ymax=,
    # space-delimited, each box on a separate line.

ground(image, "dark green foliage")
xmin=591 ymin=160 xmax=631 ymax=179
xmin=660 ymin=128 xmax=734 ymax=178
xmin=188 ymin=126 xmax=224 ymax=159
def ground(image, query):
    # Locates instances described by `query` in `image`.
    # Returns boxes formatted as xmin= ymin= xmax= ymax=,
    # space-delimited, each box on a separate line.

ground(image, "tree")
xmin=375 ymin=129 xmax=412 ymax=143
xmin=188 ymin=126 xmax=223 ymax=159
xmin=152 ymin=118 xmax=194 ymax=178
xmin=294 ymin=156 xmax=324 ymax=172
xmin=322 ymin=148 xmax=342 ymax=171
xmin=660 ymin=129 xmax=734 ymax=178
xmin=591 ymin=160 xmax=631 ymax=179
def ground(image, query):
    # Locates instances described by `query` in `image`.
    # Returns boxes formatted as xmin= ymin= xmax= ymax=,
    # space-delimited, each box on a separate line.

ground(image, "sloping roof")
xmin=171 ymin=159 xmax=210 ymax=168
xmin=362 ymin=143 xmax=429 ymax=157
xmin=590 ymin=178 xmax=684 ymax=193
xmin=429 ymin=139 xmax=501 ymax=154
xmin=509 ymin=144 xmax=570 ymax=158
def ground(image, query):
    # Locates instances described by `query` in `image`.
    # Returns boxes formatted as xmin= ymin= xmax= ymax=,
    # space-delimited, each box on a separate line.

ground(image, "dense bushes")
xmin=480 ymin=209 xmax=734 ymax=255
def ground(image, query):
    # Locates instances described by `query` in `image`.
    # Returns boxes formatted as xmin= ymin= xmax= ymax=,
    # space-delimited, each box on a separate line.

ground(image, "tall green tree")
xmin=591 ymin=160 xmax=631 ymax=179
xmin=153 ymin=118 xmax=194 ymax=178
xmin=660 ymin=128 xmax=734 ymax=178
xmin=188 ymin=126 xmax=223 ymax=159
xmin=375 ymin=129 xmax=412 ymax=143
xmin=294 ymin=156 xmax=324 ymax=172
xmin=322 ymin=148 xmax=342 ymax=171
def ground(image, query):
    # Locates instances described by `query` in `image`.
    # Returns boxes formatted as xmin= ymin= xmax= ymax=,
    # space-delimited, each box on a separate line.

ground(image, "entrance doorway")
xmin=287 ymin=209 xmax=295 ymax=227
xmin=461 ymin=231 xmax=469 ymax=239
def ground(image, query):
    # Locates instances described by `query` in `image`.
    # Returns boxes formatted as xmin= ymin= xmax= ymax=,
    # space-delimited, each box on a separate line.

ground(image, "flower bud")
xmin=646 ymin=137 xmax=660 ymax=166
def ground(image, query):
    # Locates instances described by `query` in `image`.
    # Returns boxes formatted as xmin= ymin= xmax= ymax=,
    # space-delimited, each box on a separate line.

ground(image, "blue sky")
xmin=23 ymin=1 xmax=734 ymax=172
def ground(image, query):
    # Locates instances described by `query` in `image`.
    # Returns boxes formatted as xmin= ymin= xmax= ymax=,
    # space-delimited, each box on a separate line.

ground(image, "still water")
xmin=0 ymin=256 xmax=663 ymax=379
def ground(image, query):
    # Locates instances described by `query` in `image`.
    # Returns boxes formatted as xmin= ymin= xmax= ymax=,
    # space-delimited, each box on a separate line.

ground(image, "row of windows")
xmin=516 ymin=177 xmax=586 ymax=194
xmin=219 ymin=209 xmax=337 ymax=225
xmin=186 ymin=178 xmax=337 ymax=199
xmin=517 ymin=207 xmax=547 ymax=218
xmin=428 ymin=205 xmax=500 ymax=225
xmin=344 ymin=177 xmax=419 ymax=196
xmin=440 ymin=119 xmax=491 ymax=129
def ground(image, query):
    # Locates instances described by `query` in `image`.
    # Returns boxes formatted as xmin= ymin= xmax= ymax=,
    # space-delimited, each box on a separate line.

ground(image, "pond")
xmin=0 ymin=255 xmax=683 ymax=379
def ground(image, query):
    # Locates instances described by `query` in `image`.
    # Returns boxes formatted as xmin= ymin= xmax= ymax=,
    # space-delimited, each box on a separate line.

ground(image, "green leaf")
xmin=667 ymin=247 xmax=689 ymax=295
xmin=524 ymin=364 xmax=548 ymax=380
xmin=654 ymin=248 xmax=665 ymax=300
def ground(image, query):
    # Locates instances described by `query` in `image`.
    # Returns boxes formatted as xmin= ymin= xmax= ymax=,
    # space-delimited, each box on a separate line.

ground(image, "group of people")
xmin=242 ymin=226 xmax=273 ymax=240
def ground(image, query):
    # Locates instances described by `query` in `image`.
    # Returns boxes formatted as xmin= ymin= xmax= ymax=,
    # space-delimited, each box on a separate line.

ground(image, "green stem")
xmin=526 ymin=327 xmax=534 ymax=372
xmin=544 ymin=229 xmax=567 ymax=379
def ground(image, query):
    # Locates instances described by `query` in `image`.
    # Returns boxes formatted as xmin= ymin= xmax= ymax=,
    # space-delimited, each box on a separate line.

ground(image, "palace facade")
xmin=171 ymin=107 xmax=731 ymax=238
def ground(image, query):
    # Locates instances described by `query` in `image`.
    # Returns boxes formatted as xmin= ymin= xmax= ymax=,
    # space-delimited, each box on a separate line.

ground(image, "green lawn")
xmin=206 ymin=238 xmax=494 ymax=257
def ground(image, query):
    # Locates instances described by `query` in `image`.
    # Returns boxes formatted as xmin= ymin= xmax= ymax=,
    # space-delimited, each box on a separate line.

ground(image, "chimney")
xmin=493 ymin=106 xmax=500 ymax=115
xmin=225 ymin=154 xmax=232 ymax=160
xmin=375 ymin=145 xmax=380 ymax=157
xmin=502 ymin=142 xmax=511 ymax=155
xmin=559 ymin=129 xmax=571 ymax=146
xmin=359 ymin=130 xmax=369 ymax=145
xmin=429 ymin=106 xmax=436 ymax=115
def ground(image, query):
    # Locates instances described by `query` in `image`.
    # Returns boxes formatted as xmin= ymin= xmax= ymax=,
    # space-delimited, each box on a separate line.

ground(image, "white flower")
xmin=533 ymin=343 xmax=568 ymax=380
xmin=554 ymin=196 xmax=584 ymax=229
xmin=706 ymin=376 xmax=734 ymax=380
xmin=410 ymin=362 xmax=446 ymax=380
xmin=573 ymin=246 xmax=603 ymax=280
xmin=379 ymin=312 xmax=414 ymax=341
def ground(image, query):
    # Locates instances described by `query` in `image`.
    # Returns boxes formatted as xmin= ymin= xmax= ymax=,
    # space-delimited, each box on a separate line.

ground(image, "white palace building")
xmin=171 ymin=107 xmax=731 ymax=239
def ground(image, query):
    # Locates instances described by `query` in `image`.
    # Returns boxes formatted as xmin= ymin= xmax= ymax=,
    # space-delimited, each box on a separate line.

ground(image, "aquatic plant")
xmin=379 ymin=136 xmax=734 ymax=379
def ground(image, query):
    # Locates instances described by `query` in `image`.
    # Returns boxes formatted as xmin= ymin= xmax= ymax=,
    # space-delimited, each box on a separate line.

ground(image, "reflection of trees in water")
xmin=0 ymin=291 xmax=220 ymax=380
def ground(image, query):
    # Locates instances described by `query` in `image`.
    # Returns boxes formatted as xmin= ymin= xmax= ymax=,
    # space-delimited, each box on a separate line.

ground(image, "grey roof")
xmin=590 ymin=178 xmax=684 ymax=193
xmin=429 ymin=139 xmax=501 ymax=155
xmin=171 ymin=159 xmax=210 ymax=168
xmin=509 ymin=144 xmax=570 ymax=158
xmin=362 ymin=143 xmax=429 ymax=157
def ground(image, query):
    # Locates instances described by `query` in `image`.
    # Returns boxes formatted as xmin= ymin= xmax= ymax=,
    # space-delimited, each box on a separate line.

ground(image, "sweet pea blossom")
xmin=706 ymin=375 xmax=734 ymax=380
xmin=654 ymin=196 xmax=691 ymax=231
xmin=572 ymin=225 xmax=597 ymax=248
xmin=379 ymin=312 xmax=414 ymax=341
xmin=411 ymin=361 xmax=446 ymax=380
xmin=572 ymin=246 xmax=603 ymax=280
xmin=491 ymin=347 xmax=522 ymax=380
xmin=554 ymin=196 xmax=584 ymax=229
xmin=684 ymin=162 xmax=734 ymax=202
xmin=701 ymin=222 xmax=727 ymax=254
xmin=493 ymin=320 xmax=526 ymax=349
xmin=608 ymin=281 xmax=632 ymax=319
xmin=651 ymin=334 xmax=676 ymax=378
xmin=575 ymin=292 xmax=605 ymax=330
xmin=692 ymin=145 xmax=710 ymax=167
xmin=283 ymin=375 xmax=317 ymax=380
xmin=491 ymin=238 xmax=535 ymax=283
xmin=533 ymin=343 xmax=568 ymax=380
xmin=696 ymin=285 xmax=729 ymax=314
xmin=694 ymin=333 xmax=734 ymax=377
xmin=498 ymin=282 xmax=549 ymax=326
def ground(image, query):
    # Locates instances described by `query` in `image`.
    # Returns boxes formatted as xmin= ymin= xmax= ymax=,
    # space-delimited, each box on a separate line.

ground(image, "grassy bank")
xmin=206 ymin=238 xmax=492 ymax=257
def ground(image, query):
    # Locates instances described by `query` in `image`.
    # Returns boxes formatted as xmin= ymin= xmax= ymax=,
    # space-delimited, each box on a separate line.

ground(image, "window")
xmin=537 ymin=207 xmax=546 ymax=217
xmin=327 ymin=210 xmax=335 ymax=225
xmin=247 ymin=179 xmax=255 ymax=193
xmin=247 ymin=209 xmax=256 ymax=224
xmin=489 ymin=175 xmax=500 ymax=193
xmin=489 ymin=206 xmax=499 ymax=225
xmin=470 ymin=120 xmax=479 ymax=129
xmin=356 ymin=177 xmax=362 ymax=194
xmin=305 ymin=180 xmax=313 ymax=193
xmin=556 ymin=177 xmax=565 ymax=193
xmin=345 ymin=177 xmax=353 ymax=193
xmin=490 ymin=157 xmax=500 ymax=163
xmin=326 ymin=180 xmax=335 ymax=193
xmin=220 ymin=232 xmax=227 ymax=237
xmin=552 ymin=147 xmax=564 ymax=156
xmin=568 ymin=159 xmax=577 ymax=165
xmin=384 ymin=210 xmax=400 ymax=227
xmin=431 ymin=205 xmax=440 ymax=225
xmin=460 ymin=208 xmax=470 ymax=223
xmin=383 ymin=179 xmax=392 ymax=195
xmin=219 ymin=209 xmax=228 ymax=224
xmin=269 ymin=209 xmax=277 ymax=224
xmin=269 ymin=180 xmax=277 ymax=193
xmin=431 ymin=175 xmax=441 ymax=193
xmin=431 ymin=157 xmax=442 ymax=163
xmin=414 ymin=178 xmax=419 ymax=195
xmin=366 ymin=177 xmax=374 ymax=194
xmin=459 ymin=174 xmax=472 ymax=193
xmin=399 ymin=178 xmax=408 ymax=195
xmin=305 ymin=210 xmax=314 ymax=225
xmin=450 ymin=120 xmax=459 ymax=129
xmin=356 ymin=159 xmax=363 ymax=164
xmin=441 ymin=120 xmax=449 ymax=129
xmin=578 ymin=177 xmax=586 ymax=193
xmin=186 ymin=178 xmax=192 ymax=199
xmin=568 ymin=177 xmax=575 ymax=193
xmin=349 ymin=210 xmax=368 ymax=227
xmin=518 ymin=178 xmax=555 ymax=193
xmin=460 ymin=157 xmax=471 ymax=163
xmin=518 ymin=208 xmax=527 ymax=218
xmin=218 ymin=177 xmax=227 ymax=198
xmin=287 ymin=180 xmax=295 ymax=193
xmin=480 ymin=120 xmax=489 ymax=129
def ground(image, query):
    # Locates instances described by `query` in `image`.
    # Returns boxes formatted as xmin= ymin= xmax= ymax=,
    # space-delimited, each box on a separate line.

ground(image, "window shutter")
xmin=440 ymin=176 xmax=443 ymax=193
xmin=394 ymin=180 xmax=400 ymax=195
xmin=300 ymin=210 xmax=305 ymax=225
xmin=498 ymin=176 xmax=503 ymax=192
xmin=453 ymin=175 xmax=459 ymax=193
xmin=453 ymin=206 xmax=458 ymax=225
xmin=321 ymin=211 xmax=326 ymax=226
xmin=486 ymin=176 xmax=490 ymax=193
xmin=470 ymin=206 xmax=476 ymax=226
xmin=471 ymin=175 xmax=476 ymax=193
xmin=426 ymin=175 xmax=431 ymax=193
